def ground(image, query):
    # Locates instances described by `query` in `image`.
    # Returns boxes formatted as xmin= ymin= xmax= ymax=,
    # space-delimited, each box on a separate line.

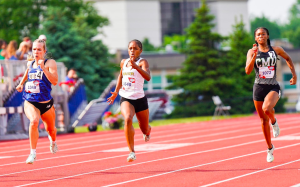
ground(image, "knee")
xmin=262 ymin=105 xmax=273 ymax=114
xmin=124 ymin=116 xmax=133 ymax=125
xmin=30 ymin=119 xmax=39 ymax=129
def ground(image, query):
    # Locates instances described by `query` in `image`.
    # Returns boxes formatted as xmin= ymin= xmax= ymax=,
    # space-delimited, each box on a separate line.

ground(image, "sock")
xmin=268 ymin=145 xmax=273 ymax=150
xmin=52 ymin=141 xmax=56 ymax=144
xmin=30 ymin=149 xmax=36 ymax=155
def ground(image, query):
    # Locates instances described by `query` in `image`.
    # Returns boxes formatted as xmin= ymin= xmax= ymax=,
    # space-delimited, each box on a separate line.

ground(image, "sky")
xmin=248 ymin=0 xmax=297 ymax=24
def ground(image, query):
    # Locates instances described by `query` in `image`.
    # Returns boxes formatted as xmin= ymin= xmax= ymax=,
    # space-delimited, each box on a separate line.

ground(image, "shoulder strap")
xmin=44 ymin=59 xmax=48 ymax=65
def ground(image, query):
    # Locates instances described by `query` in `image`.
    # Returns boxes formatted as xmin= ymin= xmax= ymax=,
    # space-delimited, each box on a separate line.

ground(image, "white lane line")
xmin=1 ymin=139 xmax=266 ymax=177
xmin=2 ymin=115 xmax=298 ymax=150
xmin=13 ymin=142 xmax=300 ymax=187
xmin=3 ymin=124 xmax=300 ymax=166
xmin=0 ymin=122 xmax=263 ymax=156
xmin=4 ymin=131 xmax=300 ymax=177
xmin=200 ymin=159 xmax=300 ymax=187
xmin=0 ymin=116 xmax=249 ymax=148
xmin=0 ymin=129 xmax=265 ymax=167
xmin=291 ymin=183 xmax=300 ymax=187
xmin=0 ymin=120 xmax=257 ymax=154
xmin=0 ymin=156 xmax=14 ymax=159
xmin=2 ymin=116 xmax=298 ymax=153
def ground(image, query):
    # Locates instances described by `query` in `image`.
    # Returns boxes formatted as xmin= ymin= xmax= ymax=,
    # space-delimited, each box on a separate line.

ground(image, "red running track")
xmin=1 ymin=114 xmax=300 ymax=187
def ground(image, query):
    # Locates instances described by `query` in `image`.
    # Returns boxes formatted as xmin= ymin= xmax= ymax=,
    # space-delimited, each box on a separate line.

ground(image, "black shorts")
xmin=120 ymin=96 xmax=148 ymax=113
xmin=253 ymin=84 xmax=281 ymax=101
xmin=28 ymin=98 xmax=54 ymax=115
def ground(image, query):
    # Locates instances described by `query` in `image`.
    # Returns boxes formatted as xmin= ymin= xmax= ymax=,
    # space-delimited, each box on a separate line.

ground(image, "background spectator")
xmin=5 ymin=40 xmax=18 ymax=60
xmin=66 ymin=68 xmax=77 ymax=83
xmin=0 ymin=39 xmax=7 ymax=60
xmin=23 ymin=37 xmax=32 ymax=53
xmin=16 ymin=41 xmax=29 ymax=60
xmin=38 ymin=35 xmax=47 ymax=42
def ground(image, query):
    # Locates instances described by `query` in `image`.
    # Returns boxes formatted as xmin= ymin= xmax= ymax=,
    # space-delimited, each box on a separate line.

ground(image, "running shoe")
xmin=26 ymin=154 xmax=36 ymax=164
xmin=267 ymin=144 xmax=274 ymax=163
xmin=127 ymin=152 xmax=136 ymax=162
xmin=143 ymin=134 xmax=151 ymax=142
xmin=271 ymin=118 xmax=280 ymax=138
xmin=50 ymin=142 xmax=59 ymax=154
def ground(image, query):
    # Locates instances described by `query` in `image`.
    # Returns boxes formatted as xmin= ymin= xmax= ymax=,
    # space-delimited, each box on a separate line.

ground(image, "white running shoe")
xmin=127 ymin=152 xmax=136 ymax=162
xmin=271 ymin=118 xmax=280 ymax=138
xmin=26 ymin=154 xmax=36 ymax=164
xmin=50 ymin=142 xmax=59 ymax=154
xmin=267 ymin=145 xmax=275 ymax=163
xmin=143 ymin=134 xmax=151 ymax=142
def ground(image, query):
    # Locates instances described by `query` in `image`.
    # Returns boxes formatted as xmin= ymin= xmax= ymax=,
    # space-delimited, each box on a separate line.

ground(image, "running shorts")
xmin=120 ymin=96 xmax=148 ymax=113
xmin=28 ymin=98 xmax=54 ymax=115
xmin=253 ymin=84 xmax=281 ymax=101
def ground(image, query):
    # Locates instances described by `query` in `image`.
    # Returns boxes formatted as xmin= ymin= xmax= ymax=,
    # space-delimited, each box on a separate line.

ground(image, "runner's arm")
xmin=18 ymin=68 xmax=29 ymax=86
xmin=113 ymin=59 xmax=126 ymax=93
xmin=43 ymin=59 xmax=58 ymax=85
xmin=245 ymin=49 xmax=257 ymax=75
xmin=273 ymin=46 xmax=297 ymax=81
xmin=133 ymin=59 xmax=151 ymax=81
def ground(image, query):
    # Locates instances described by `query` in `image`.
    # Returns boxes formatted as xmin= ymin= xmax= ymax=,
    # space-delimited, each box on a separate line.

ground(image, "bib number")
xmin=122 ymin=77 xmax=135 ymax=92
xmin=259 ymin=66 xmax=274 ymax=79
xmin=25 ymin=81 xmax=40 ymax=93
xmin=29 ymin=70 xmax=43 ymax=80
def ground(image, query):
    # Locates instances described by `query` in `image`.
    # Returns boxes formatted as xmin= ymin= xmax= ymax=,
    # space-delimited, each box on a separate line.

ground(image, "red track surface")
xmin=1 ymin=114 xmax=300 ymax=187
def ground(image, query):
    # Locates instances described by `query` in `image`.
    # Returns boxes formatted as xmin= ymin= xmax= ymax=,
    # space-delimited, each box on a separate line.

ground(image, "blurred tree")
xmin=282 ymin=0 xmax=300 ymax=48
xmin=142 ymin=38 xmax=156 ymax=51
xmin=250 ymin=15 xmax=282 ymax=40
xmin=0 ymin=0 xmax=108 ymax=42
xmin=41 ymin=7 xmax=114 ymax=100
xmin=163 ymin=34 xmax=187 ymax=52
xmin=167 ymin=0 xmax=236 ymax=117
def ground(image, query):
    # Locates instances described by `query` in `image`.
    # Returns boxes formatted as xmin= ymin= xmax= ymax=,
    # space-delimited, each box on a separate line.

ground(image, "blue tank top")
xmin=23 ymin=59 xmax=53 ymax=102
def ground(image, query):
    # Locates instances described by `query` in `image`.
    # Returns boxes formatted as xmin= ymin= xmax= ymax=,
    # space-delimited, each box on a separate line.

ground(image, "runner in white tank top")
xmin=119 ymin=57 xmax=145 ymax=99
xmin=107 ymin=40 xmax=152 ymax=162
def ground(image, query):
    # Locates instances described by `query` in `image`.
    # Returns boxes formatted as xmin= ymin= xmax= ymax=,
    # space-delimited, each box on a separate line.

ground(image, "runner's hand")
xmin=38 ymin=59 xmax=45 ymax=70
xmin=107 ymin=91 xmax=118 ymax=105
xmin=16 ymin=84 xmax=23 ymax=92
xmin=128 ymin=57 xmax=138 ymax=70
xmin=290 ymin=76 xmax=297 ymax=85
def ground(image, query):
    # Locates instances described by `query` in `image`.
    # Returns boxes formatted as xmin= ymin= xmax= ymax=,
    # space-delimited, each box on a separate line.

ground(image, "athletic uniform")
xmin=119 ymin=58 xmax=148 ymax=113
xmin=253 ymin=46 xmax=281 ymax=101
xmin=23 ymin=59 xmax=54 ymax=114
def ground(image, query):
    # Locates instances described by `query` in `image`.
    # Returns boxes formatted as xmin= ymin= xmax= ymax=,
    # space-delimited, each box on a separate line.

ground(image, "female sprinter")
xmin=245 ymin=27 xmax=297 ymax=162
xmin=107 ymin=39 xmax=151 ymax=162
xmin=16 ymin=39 xmax=59 ymax=164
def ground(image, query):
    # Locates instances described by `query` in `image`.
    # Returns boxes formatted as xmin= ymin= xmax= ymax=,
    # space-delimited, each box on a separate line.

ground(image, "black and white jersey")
xmin=254 ymin=45 xmax=279 ymax=85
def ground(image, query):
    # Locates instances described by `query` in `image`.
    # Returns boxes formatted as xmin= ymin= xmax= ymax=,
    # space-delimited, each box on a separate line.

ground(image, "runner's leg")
xmin=136 ymin=109 xmax=151 ymax=135
xmin=254 ymin=100 xmax=272 ymax=149
xmin=121 ymin=101 xmax=136 ymax=152
xmin=24 ymin=101 xmax=41 ymax=149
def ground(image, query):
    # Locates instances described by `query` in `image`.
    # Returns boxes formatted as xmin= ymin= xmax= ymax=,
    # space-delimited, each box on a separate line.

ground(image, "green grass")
xmin=74 ymin=114 xmax=252 ymax=133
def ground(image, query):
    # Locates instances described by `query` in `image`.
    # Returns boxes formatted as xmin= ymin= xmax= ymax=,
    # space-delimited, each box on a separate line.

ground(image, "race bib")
xmin=29 ymin=70 xmax=43 ymax=80
xmin=25 ymin=81 xmax=40 ymax=93
xmin=259 ymin=66 xmax=274 ymax=79
xmin=122 ymin=77 xmax=135 ymax=92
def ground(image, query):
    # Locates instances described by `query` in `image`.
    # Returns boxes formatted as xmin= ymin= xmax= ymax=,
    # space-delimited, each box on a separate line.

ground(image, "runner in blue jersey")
xmin=16 ymin=39 xmax=59 ymax=164
xmin=245 ymin=27 xmax=297 ymax=162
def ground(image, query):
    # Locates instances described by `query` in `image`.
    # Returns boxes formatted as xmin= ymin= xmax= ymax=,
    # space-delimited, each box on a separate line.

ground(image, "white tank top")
xmin=119 ymin=58 xmax=145 ymax=100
